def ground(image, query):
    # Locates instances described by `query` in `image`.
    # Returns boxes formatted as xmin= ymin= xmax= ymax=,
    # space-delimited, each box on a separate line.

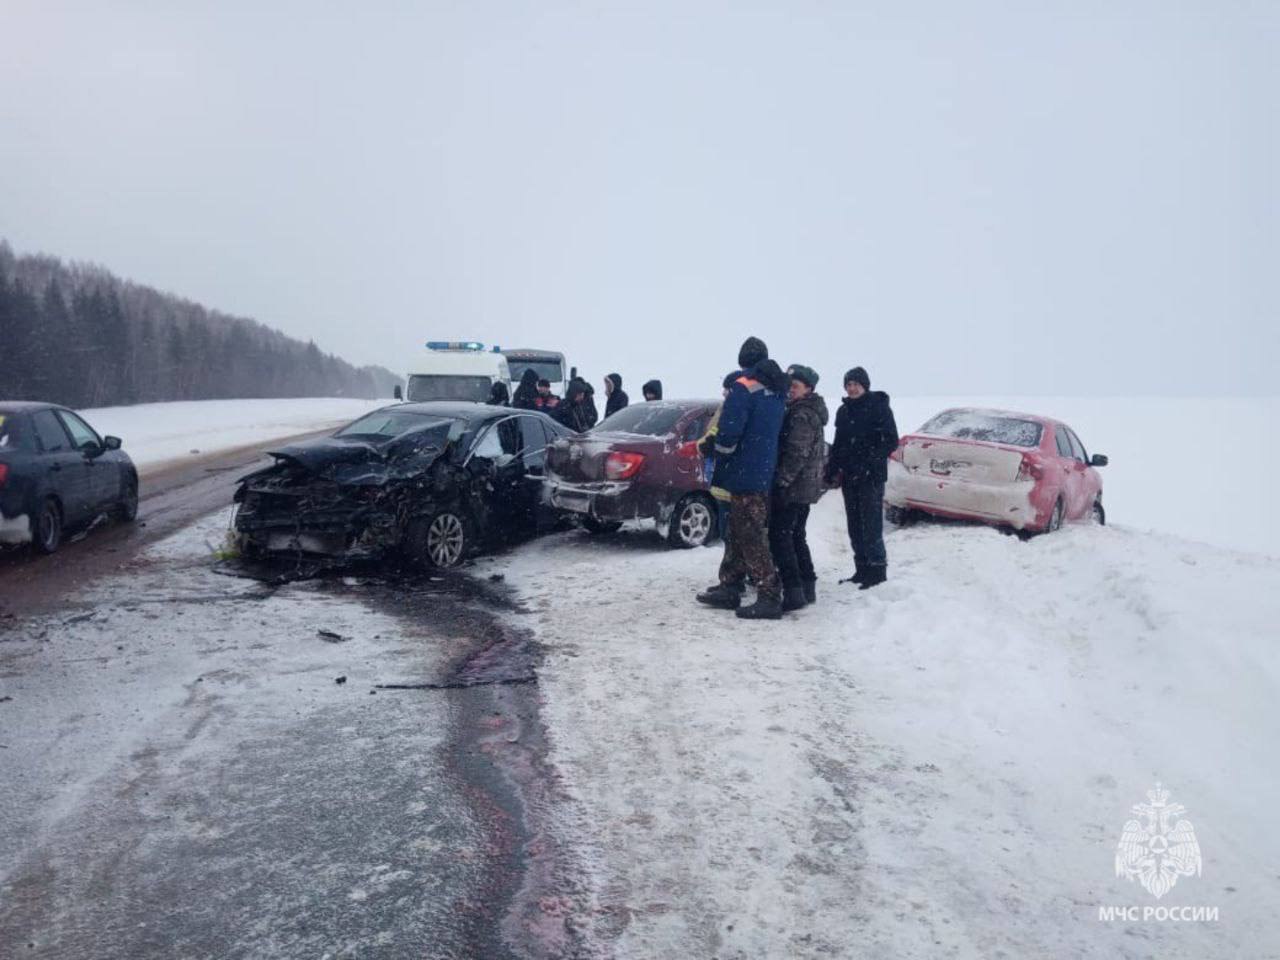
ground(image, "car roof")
xmin=0 ymin=401 xmax=65 ymax=414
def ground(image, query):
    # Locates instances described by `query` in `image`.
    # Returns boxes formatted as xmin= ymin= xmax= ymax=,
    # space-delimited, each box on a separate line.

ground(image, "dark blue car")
xmin=0 ymin=402 xmax=138 ymax=554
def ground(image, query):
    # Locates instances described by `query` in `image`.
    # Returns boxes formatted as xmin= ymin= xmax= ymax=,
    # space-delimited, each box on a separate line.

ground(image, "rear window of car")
xmin=920 ymin=410 xmax=1043 ymax=447
xmin=336 ymin=410 xmax=457 ymax=440
xmin=595 ymin=403 xmax=686 ymax=437
xmin=0 ymin=414 xmax=20 ymax=450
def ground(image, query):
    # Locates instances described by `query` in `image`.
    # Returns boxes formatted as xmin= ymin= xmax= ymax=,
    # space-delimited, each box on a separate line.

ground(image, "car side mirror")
xmin=393 ymin=385 xmax=403 ymax=400
xmin=103 ymin=435 xmax=122 ymax=451
xmin=1090 ymin=453 xmax=1108 ymax=467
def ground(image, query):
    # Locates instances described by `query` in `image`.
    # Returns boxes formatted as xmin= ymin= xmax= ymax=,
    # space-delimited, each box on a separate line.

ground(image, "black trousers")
xmin=769 ymin=497 xmax=815 ymax=590
xmin=842 ymin=478 xmax=887 ymax=567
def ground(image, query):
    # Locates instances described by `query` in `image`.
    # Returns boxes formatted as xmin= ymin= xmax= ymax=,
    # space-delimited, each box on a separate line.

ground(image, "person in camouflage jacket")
xmin=769 ymin=364 xmax=829 ymax=610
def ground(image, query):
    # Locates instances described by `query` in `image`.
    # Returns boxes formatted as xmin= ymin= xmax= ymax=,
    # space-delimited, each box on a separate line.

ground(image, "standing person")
xmin=511 ymin=369 xmax=539 ymax=410
xmin=534 ymin=379 xmax=561 ymax=414
xmin=825 ymin=366 xmax=899 ymax=589
xmin=487 ymin=381 xmax=510 ymax=406
xmin=641 ymin=379 xmax=663 ymax=401
xmin=697 ymin=371 xmax=741 ymax=543
xmin=603 ymin=373 xmax=629 ymax=418
xmin=695 ymin=336 xmax=789 ymax=619
xmin=769 ymin=365 xmax=829 ymax=610
xmin=557 ymin=377 xmax=599 ymax=432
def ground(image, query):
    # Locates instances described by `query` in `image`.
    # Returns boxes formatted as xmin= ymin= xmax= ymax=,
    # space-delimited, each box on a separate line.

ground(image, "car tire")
xmin=1046 ymin=497 xmax=1065 ymax=534
xmin=1092 ymin=497 xmax=1106 ymax=526
xmin=582 ymin=515 xmax=622 ymax=535
xmin=885 ymin=505 xmax=918 ymax=526
xmin=33 ymin=497 xmax=63 ymax=555
xmin=406 ymin=506 xmax=473 ymax=569
xmin=667 ymin=494 xmax=716 ymax=549
xmin=116 ymin=474 xmax=139 ymax=522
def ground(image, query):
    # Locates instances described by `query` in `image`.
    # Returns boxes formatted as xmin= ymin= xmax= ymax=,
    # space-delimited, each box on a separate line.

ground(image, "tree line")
xmin=0 ymin=241 xmax=401 ymax=409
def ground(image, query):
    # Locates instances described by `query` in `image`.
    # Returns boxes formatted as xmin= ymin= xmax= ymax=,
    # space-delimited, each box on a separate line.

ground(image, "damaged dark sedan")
xmin=232 ymin=402 xmax=575 ymax=567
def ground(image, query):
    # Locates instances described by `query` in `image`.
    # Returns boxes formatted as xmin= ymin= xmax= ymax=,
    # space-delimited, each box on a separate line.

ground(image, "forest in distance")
xmin=0 ymin=241 xmax=401 ymax=409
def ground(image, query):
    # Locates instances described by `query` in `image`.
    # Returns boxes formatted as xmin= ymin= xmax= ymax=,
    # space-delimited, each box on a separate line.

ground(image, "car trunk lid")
xmin=547 ymin=432 xmax=670 ymax=482
xmin=901 ymin=436 xmax=1026 ymax=484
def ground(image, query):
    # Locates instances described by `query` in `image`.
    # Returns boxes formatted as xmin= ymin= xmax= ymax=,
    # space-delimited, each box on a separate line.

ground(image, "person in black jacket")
xmin=603 ymin=373 xmax=629 ymax=418
xmin=557 ymin=377 xmax=599 ymax=432
xmin=642 ymin=379 xmax=663 ymax=401
xmin=487 ymin=381 xmax=510 ymax=406
xmin=511 ymin=369 xmax=539 ymax=410
xmin=825 ymin=366 xmax=898 ymax=589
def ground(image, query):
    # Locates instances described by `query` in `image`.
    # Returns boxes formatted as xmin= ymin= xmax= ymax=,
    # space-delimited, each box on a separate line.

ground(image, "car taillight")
xmin=1017 ymin=455 xmax=1041 ymax=481
xmin=889 ymin=440 xmax=905 ymax=463
xmin=0 ymin=463 xmax=7 ymax=487
xmin=604 ymin=451 xmax=645 ymax=480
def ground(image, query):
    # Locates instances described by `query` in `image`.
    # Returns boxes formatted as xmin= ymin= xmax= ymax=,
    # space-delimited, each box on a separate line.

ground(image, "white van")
xmin=501 ymin=349 xmax=571 ymax=392
xmin=402 ymin=342 xmax=511 ymax=402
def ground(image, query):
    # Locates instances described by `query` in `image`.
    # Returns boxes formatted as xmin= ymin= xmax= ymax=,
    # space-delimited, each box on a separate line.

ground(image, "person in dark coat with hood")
xmin=695 ymin=336 xmax=789 ymax=619
xmin=642 ymin=379 xmax=663 ymax=401
xmin=487 ymin=381 xmax=510 ymax=406
xmin=556 ymin=377 xmax=599 ymax=432
xmin=825 ymin=366 xmax=899 ymax=589
xmin=769 ymin=364 xmax=829 ymax=610
xmin=511 ymin=369 xmax=539 ymax=410
xmin=603 ymin=373 xmax=629 ymax=418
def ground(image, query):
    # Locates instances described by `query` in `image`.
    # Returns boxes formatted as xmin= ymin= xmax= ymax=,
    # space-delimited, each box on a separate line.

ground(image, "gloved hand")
xmin=698 ymin=435 xmax=716 ymax=456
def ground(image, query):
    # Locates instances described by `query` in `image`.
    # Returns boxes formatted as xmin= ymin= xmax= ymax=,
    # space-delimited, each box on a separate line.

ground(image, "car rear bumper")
xmin=886 ymin=463 xmax=1039 ymax=529
xmin=0 ymin=511 xmax=32 ymax=545
xmin=545 ymin=477 xmax=652 ymax=522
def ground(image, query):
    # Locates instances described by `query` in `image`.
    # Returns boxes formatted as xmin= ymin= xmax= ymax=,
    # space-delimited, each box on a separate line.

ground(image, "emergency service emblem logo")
xmin=1114 ymin=783 xmax=1202 ymax=899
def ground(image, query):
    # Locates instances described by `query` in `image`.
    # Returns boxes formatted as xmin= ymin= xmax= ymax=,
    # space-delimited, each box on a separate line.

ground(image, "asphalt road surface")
xmin=0 ymin=440 xmax=586 ymax=959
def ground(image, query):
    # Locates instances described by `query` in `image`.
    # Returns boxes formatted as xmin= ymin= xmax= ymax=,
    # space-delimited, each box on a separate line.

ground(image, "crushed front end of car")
xmin=231 ymin=423 xmax=464 ymax=562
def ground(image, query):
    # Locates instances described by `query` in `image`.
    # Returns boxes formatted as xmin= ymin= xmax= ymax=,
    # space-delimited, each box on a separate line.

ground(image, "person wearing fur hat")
xmin=603 ymin=373 xmax=629 ymax=418
xmin=696 ymin=336 xmax=789 ymax=619
xmin=770 ymin=364 xmax=829 ymax=610
xmin=825 ymin=366 xmax=899 ymax=589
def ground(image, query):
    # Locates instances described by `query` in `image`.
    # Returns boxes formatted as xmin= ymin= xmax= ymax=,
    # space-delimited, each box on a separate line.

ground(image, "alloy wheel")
xmin=426 ymin=512 xmax=465 ymax=567
xmin=677 ymin=499 xmax=713 ymax=547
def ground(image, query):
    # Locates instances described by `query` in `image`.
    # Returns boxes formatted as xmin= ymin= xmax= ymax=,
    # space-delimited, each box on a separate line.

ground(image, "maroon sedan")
xmin=544 ymin=400 xmax=720 ymax=547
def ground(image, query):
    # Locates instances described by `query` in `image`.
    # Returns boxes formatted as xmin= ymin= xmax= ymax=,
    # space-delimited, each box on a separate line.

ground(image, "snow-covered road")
xmin=485 ymin=500 xmax=1280 ymax=959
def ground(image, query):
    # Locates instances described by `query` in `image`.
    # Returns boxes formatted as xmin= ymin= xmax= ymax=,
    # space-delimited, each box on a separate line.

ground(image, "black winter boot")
xmin=736 ymin=594 xmax=783 ymax=620
xmin=697 ymin=582 xmax=744 ymax=609
xmin=839 ymin=563 xmax=865 ymax=585
xmin=781 ymin=586 xmax=808 ymax=612
xmin=802 ymin=580 xmax=817 ymax=604
xmin=858 ymin=565 xmax=887 ymax=590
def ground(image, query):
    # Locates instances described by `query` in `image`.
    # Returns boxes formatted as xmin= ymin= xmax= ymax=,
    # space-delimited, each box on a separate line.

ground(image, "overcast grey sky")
xmin=2 ymin=1 xmax=1275 ymax=399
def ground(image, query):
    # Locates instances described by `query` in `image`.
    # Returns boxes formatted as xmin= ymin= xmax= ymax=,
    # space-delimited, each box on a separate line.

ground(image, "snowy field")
xmin=484 ymin=497 xmax=1280 ymax=958
xmin=78 ymin=397 xmax=388 ymax=472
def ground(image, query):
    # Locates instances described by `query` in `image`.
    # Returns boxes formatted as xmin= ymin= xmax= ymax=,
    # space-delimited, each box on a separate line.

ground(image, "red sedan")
xmin=884 ymin=407 xmax=1108 ymax=534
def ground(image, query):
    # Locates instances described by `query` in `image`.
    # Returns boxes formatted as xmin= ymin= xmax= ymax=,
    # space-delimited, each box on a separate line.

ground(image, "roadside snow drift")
xmin=485 ymin=498 xmax=1280 ymax=959
xmin=79 ymin=398 xmax=387 ymax=472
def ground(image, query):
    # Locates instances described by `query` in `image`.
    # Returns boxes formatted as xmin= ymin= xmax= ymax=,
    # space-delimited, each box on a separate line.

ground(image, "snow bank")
xmin=888 ymin=396 xmax=1278 ymax=558
xmin=79 ymin=397 xmax=387 ymax=472
xmin=488 ymin=500 xmax=1280 ymax=958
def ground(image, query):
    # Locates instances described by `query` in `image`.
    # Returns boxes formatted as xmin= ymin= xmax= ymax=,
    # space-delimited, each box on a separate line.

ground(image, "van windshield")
xmin=506 ymin=360 xmax=563 ymax=384
xmin=406 ymin=375 xmax=492 ymax=402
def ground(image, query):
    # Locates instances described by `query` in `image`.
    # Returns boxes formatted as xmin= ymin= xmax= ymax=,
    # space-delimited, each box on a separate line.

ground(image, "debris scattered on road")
xmin=376 ymin=676 xmax=536 ymax=691
xmin=64 ymin=612 xmax=96 ymax=626
xmin=0 ymin=695 xmax=13 ymax=704
xmin=317 ymin=629 xmax=348 ymax=643
xmin=334 ymin=675 xmax=347 ymax=685
xmin=488 ymin=573 xmax=505 ymax=582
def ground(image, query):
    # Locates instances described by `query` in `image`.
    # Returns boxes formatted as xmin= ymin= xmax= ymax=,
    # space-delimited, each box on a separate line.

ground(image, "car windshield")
xmin=506 ymin=360 xmax=563 ymax=384
xmin=406 ymin=375 xmax=493 ymax=402
xmin=336 ymin=410 xmax=456 ymax=440
xmin=596 ymin=403 xmax=686 ymax=437
xmin=920 ymin=410 xmax=1043 ymax=447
